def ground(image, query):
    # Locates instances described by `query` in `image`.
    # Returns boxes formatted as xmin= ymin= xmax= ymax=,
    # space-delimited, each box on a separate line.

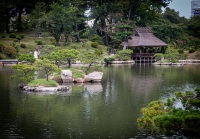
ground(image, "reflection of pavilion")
xmin=121 ymin=27 xmax=167 ymax=63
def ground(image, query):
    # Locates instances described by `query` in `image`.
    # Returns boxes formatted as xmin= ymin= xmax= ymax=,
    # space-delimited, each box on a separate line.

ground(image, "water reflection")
xmin=0 ymin=65 xmax=200 ymax=138
xmin=24 ymin=83 xmax=103 ymax=97
xmin=84 ymin=83 xmax=103 ymax=95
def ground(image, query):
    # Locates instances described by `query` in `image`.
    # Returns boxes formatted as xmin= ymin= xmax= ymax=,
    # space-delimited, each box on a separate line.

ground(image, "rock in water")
xmin=84 ymin=71 xmax=103 ymax=82
xmin=23 ymin=86 xmax=69 ymax=92
xmin=61 ymin=70 xmax=73 ymax=83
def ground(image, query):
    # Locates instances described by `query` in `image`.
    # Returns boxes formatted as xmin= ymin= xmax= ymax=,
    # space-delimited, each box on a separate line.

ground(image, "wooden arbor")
xmin=121 ymin=27 xmax=167 ymax=63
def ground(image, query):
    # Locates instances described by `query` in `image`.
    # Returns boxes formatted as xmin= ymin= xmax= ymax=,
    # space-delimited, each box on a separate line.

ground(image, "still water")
xmin=0 ymin=64 xmax=200 ymax=139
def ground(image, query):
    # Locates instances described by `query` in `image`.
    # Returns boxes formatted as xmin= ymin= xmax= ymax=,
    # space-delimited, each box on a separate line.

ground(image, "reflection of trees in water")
xmin=4 ymin=64 xmax=200 ymax=138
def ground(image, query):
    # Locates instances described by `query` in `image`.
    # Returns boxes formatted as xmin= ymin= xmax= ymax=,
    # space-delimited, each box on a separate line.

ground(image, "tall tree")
xmin=60 ymin=0 xmax=88 ymax=42
xmin=163 ymin=7 xmax=188 ymax=24
xmin=88 ymin=0 xmax=172 ymax=45
xmin=188 ymin=16 xmax=200 ymax=38
xmin=0 ymin=0 xmax=14 ymax=33
xmin=46 ymin=3 xmax=75 ymax=45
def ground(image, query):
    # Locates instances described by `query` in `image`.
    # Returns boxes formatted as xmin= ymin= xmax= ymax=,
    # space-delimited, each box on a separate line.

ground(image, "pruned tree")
xmin=35 ymin=58 xmax=61 ymax=81
xmin=80 ymin=50 xmax=102 ymax=75
xmin=61 ymin=49 xmax=80 ymax=68
xmin=12 ymin=64 xmax=37 ymax=83
xmin=18 ymin=54 xmax=36 ymax=64
xmin=45 ymin=48 xmax=63 ymax=68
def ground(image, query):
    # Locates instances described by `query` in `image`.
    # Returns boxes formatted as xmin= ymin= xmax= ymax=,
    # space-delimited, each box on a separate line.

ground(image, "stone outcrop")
xmin=73 ymin=78 xmax=84 ymax=83
xmin=59 ymin=70 xmax=103 ymax=83
xmin=61 ymin=70 xmax=73 ymax=83
xmin=23 ymin=86 xmax=69 ymax=92
xmin=84 ymin=71 xmax=103 ymax=82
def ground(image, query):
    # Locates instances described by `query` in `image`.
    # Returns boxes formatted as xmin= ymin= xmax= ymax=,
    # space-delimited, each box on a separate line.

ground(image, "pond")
xmin=0 ymin=64 xmax=200 ymax=138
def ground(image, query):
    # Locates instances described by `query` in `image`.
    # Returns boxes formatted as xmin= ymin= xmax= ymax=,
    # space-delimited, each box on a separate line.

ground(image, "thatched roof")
xmin=121 ymin=27 xmax=167 ymax=47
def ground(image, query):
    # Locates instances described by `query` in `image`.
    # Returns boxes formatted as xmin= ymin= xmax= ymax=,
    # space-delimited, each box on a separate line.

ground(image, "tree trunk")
xmin=5 ymin=13 xmax=10 ymax=33
xmin=85 ymin=62 xmax=93 ymax=75
xmin=17 ymin=7 xmax=23 ymax=31
xmin=75 ymin=23 xmax=81 ymax=42
xmin=67 ymin=59 xmax=71 ymax=68
xmin=127 ymin=3 xmax=132 ymax=22
xmin=55 ymin=36 xmax=60 ymax=46
xmin=45 ymin=70 xmax=49 ymax=81
xmin=101 ymin=18 xmax=108 ymax=46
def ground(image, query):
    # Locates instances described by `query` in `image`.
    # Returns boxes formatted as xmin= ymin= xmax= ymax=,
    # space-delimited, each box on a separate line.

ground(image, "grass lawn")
xmin=28 ymin=79 xmax=59 ymax=87
xmin=0 ymin=30 xmax=109 ymax=60
xmin=70 ymin=68 xmax=85 ymax=78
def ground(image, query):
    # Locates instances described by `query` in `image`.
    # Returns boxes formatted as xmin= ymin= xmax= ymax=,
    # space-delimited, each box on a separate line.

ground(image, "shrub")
xmin=19 ymin=34 xmax=25 ymax=38
xmin=20 ymin=43 xmax=26 ymax=48
xmin=14 ymin=39 xmax=19 ymax=42
xmin=114 ymin=49 xmax=133 ymax=61
xmin=36 ymin=41 xmax=43 ymax=45
xmin=16 ymin=36 xmax=21 ymax=41
xmin=1 ymin=35 xmax=6 ymax=38
xmin=154 ymin=53 xmax=164 ymax=61
xmin=4 ymin=46 xmax=17 ymax=58
xmin=189 ymin=48 xmax=195 ymax=53
xmin=91 ymin=35 xmax=101 ymax=41
xmin=70 ymin=44 xmax=78 ymax=49
xmin=0 ymin=53 xmax=7 ymax=59
xmin=9 ymin=33 xmax=16 ymax=38
xmin=195 ymin=88 xmax=200 ymax=94
xmin=11 ymin=41 xmax=19 ymax=52
xmin=95 ymin=49 xmax=103 ymax=56
xmin=178 ymin=49 xmax=184 ymax=54
xmin=91 ymin=42 xmax=98 ymax=48
xmin=104 ymin=57 xmax=115 ymax=63
xmin=0 ymin=43 xmax=4 ymax=52
xmin=91 ymin=35 xmax=104 ymax=45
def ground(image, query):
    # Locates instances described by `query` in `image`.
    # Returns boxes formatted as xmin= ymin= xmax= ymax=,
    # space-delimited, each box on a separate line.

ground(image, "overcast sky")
xmin=168 ymin=0 xmax=194 ymax=18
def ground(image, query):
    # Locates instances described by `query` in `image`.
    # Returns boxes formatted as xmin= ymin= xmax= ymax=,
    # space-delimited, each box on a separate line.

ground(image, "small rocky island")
xmin=23 ymin=70 xmax=103 ymax=92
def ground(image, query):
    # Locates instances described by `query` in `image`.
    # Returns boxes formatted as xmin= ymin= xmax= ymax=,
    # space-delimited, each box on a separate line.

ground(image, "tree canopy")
xmin=137 ymin=88 xmax=200 ymax=138
xmin=0 ymin=0 xmax=199 ymax=54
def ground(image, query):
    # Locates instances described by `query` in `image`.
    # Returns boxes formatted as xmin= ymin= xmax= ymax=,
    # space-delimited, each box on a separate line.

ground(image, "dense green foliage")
xmin=114 ymin=49 xmax=133 ymax=61
xmin=35 ymin=59 xmax=61 ymax=81
xmin=12 ymin=64 xmax=37 ymax=83
xmin=137 ymin=89 xmax=200 ymax=137
xmin=0 ymin=0 xmax=199 ymax=60
xmin=18 ymin=54 xmax=36 ymax=64
xmin=155 ymin=47 xmax=187 ymax=63
xmin=80 ymin=51 xmax=102 ymax=75
xmin=60 ymin=49 xmax=80 ymax=68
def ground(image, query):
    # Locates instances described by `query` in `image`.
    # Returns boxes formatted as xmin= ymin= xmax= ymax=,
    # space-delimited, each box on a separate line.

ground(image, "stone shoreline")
xmin=107 ymin=60 xmax=135 ymax=64
xmin=23 ymin=85 xmax=69 ymax=92
xmin=154 ymin=60 xmax=200 ymax=65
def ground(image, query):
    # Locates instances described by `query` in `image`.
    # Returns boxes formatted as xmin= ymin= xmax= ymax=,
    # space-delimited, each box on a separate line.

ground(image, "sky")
xmin=168 ymin=0 xmax=194 ymax=18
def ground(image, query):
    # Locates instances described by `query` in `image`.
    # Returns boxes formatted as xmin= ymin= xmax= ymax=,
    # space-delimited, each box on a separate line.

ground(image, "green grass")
xmin=0 ymin=31 xmax=53 ymax=55
xmin=0 ymin=30 xmax=109 ymax=60
xmin=70 ymin=68 xmax=85 ymax=78
xmin=28 ymin=79 xmax=59 ymax=87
